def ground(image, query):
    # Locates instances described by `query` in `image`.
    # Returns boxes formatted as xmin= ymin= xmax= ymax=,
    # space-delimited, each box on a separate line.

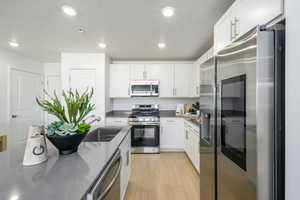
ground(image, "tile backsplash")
xmin=110 ymin=98 xmax=199 ymax=111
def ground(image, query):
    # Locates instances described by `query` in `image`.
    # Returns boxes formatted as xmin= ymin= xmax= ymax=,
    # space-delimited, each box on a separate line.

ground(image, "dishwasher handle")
xmin=97 ymin=156 xmax=122 ymax=200
xmin=87 ymin=149 xmax=122 ymax=200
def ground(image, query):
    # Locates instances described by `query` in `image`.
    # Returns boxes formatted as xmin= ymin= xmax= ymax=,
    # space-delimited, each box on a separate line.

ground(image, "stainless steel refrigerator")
xmin=199 ymin=23 xmax=285 ymax=200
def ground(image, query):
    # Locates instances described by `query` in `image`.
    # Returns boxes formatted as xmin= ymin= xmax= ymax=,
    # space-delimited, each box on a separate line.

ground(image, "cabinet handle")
xmin=167 ymin=120 xmax=174 ymax=123
xmin=230 ymin=20 xmax=235 ymax=41
xmin=161 ymin=127 xmax=163 ymax=134
xmin=128 ymin=88 xmax=130 ymax=96
xmin=234 ymin=17 xmax=239 ymax=39
xmin=174 ymin=88 xmax=177 ymax=96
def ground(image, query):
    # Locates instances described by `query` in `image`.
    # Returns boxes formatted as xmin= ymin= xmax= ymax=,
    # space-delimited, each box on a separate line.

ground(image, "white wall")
xmin=111 ymin=98 xmax=199 ymax=111
xmin=44 ymin=62 xmax=60 ymax=76
xmin=285 ymin=1 xmax=300 ymax=199
xmin=0 ymin=48 xmax=43 ymax=134
xmin=61 ymin=53 xmax=110 ymax=125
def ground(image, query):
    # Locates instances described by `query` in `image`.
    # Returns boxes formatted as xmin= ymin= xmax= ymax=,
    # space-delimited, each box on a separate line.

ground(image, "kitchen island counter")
xmin=0 ymin=126 xmax=131 ymax=200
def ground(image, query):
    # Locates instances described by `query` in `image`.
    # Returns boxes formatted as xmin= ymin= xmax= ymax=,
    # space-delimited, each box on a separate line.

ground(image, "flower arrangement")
xmin=36 ymin=88 xmax=96 ymax=154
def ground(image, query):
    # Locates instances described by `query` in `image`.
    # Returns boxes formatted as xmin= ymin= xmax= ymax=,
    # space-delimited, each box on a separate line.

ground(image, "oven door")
xmin=131 ymin=125 xmax=160 ymax=147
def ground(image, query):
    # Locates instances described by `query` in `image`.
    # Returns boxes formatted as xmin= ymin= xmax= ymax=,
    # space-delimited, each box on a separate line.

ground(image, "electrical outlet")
xmin=0 ymin=134 xmax=7 ymax=152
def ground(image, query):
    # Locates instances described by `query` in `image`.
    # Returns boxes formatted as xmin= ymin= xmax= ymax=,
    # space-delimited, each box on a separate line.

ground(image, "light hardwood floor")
xmin=125 ymin=153 xmax=200 ymax=200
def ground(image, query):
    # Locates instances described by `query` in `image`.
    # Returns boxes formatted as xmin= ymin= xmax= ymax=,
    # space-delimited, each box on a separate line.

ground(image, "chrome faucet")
xmin=83 ymin=115 xmax=101 ymax=124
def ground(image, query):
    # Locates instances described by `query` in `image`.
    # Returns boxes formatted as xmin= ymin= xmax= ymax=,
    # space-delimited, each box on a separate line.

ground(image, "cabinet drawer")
xmin=106 ymin=118 xmax=128 ymax=126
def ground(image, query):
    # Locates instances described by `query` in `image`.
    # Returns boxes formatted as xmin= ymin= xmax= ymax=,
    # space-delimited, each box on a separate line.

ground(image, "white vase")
xmin=23 ymin=126 xmax=47 ymax=166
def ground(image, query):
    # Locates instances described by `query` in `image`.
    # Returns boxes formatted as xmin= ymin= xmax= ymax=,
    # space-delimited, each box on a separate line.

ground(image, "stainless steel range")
xmin=128 ymin=104 xmax=160 ymax=154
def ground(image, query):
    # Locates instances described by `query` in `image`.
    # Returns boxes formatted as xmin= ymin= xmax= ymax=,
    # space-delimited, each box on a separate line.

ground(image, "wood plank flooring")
xmin=125 ymin=153 xmax=200 ymax=200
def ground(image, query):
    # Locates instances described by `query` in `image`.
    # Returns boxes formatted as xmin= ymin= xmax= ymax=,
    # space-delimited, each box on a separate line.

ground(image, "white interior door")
xmin=45 ymin=75 xmax=62 ymax=124
xmin=69 ymin=68 xmax=97 ymax=119
xmin=10 ymin=69 xmax=44 ymax=143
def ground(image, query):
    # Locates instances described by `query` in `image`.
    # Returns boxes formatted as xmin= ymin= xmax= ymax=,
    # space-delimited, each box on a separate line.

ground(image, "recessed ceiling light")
xmin=162 ymin=7 xmax=175 ymax=17
xmin=98 ymin=43 xmax=107 ymax=49
xmin=158 ymin=43 xmax=166 ymax=49
xmin=77 ymin=28 xmax=85 ymax=33
xmin=62 ymin=5 xmax=77 ymax=16
xmin=8 ymin=41 xmax=19 ymax=48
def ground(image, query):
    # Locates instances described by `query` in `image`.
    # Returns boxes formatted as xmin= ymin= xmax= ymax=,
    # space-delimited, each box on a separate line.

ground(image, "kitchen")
xmin=0 ymin=0 xmax=299 ymax=200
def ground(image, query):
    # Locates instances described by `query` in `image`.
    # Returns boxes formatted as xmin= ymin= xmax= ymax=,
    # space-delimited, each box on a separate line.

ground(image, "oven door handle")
xmin=97 ymin=157 xmax=122 ymax=200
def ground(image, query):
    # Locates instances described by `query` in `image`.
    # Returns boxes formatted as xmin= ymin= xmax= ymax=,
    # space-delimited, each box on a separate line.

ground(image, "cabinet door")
xmin=214 ymin=6 xmax=233 ymax=53
xmin=191 ymin=130 xmax=200 ymax=173
xmin=160 ymin=118 xmax=184 ymax=150
xmin=174 ymin=64 xmax=193 ymax=97
xmin=237 ymin=0 xmax=283 ymax=38
xmin=184 ymin=123 xmax=189 ymax=153
xmin=120 ymin=132 xmax=131 ymax=200
xmin=130 ymin=64 xmax=145 ymax=80
xmin=110 ymin=64 xmax=130 ymax=98
xmin=193 ymin=62 xmax=201 ymax=97
xmin=145 ymin=64 xmax=174 ymax=97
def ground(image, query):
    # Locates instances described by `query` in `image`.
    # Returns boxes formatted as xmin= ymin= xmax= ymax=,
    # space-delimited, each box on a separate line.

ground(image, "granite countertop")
xmin=106 ymin=110 xmax=178 ymax=118
xmin=0 ymin=126 xmax=131 ymax=200
xmin=106 ymin=110 xmax=131 ymax=118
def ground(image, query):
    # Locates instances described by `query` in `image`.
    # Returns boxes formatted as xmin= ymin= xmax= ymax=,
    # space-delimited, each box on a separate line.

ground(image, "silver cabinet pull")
xmin=230 ymin=20 xmax=235 ymax=41
xmin=234 ymin=17 xmax=239 ymax=38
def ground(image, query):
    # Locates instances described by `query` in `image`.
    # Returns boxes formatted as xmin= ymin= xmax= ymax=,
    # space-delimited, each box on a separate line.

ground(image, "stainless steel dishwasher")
xmin=86 ymin=149 xmax=122 ymax=200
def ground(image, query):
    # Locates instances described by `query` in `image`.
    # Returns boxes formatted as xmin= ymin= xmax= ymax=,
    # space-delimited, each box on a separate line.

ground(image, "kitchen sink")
xmin=84 ymin=127 xmax=122 ymax=142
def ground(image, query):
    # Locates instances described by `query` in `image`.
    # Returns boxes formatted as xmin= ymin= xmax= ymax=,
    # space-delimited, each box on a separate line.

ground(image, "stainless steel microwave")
xmin=130 ymin=80 xmax=159 ymax=97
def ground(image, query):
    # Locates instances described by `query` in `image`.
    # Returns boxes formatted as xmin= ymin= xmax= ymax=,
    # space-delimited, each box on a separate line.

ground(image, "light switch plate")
xmin=0 ymin=134 xmax=7 ymax=152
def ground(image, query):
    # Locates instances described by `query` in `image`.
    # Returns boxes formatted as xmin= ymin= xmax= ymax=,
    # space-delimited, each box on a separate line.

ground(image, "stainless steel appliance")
xmin=128 ymin=104 xmax=160 ymax=153
xmin=130 ymin=80 xmax=159 ymax=97
xmin=199 ymin=24 xmax=285 ymax=200
xmin=87 ymin=149 xmax=122 ymax=200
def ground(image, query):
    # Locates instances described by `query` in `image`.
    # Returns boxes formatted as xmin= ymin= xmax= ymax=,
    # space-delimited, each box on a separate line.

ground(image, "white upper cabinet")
xmin=214 ymin=4 xmax=234 ymax=53
xmin=174 ymin=64 xmax=193 ymax=97
xmin=110 ymin=62 xmax=195 ymax=98
xmin=238 ymin=0 xmax=283 ymax=37
xmin=145 ymin=64 xmax=174 ymax=97
xmin=130 ymin=64 xmax=145 ymax=80
xmin=192 ymin=62 xmax=201 ymax=97
xmin=214 ymin=0 xmax=283 ymax=53
xmin=110 ymin=64 xmax=131 ymax=98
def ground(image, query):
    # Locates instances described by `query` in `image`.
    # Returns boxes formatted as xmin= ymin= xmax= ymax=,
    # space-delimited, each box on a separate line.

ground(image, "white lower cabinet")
xmin=160 ymin=118 xmax=184 ymax=151
xmin=184 ymin=120 xmax=200 ymax=173
xmin=106 ymin=117 xmax=128 ymax=127
xmin=120 ymin=132 xmax=131 ymax=200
